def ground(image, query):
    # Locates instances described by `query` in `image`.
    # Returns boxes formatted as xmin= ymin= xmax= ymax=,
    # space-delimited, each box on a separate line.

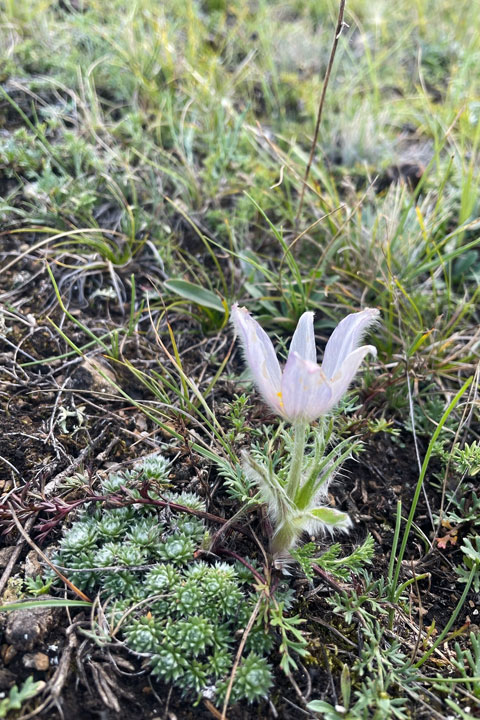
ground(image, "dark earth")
xmin=0 ymin=235 xmax=478 ymax=719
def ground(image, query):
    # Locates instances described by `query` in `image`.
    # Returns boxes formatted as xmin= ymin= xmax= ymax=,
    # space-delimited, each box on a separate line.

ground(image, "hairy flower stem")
xmin=270 ymin=422 xmax=308 ymax=555
xmin=285 ymin=421 xmax=307 ymax=500
xmin=270 ymin=520 xmax=297 ymax=556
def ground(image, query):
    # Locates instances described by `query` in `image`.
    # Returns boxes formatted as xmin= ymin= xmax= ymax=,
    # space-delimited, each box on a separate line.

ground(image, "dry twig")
xmin=296 ymin=0 xmax=347 ymax=221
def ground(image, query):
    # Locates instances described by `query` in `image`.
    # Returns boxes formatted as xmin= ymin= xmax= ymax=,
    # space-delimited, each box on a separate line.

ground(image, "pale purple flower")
xmin=231 ymin=304 xmax=379 ymax=424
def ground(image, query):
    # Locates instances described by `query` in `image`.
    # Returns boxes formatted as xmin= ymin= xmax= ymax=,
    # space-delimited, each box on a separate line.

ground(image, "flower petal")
xmin=288 ymin=311 xmax=316 ymax=363
xmin=281 ymin=352 xmax=334 ymax=423
xmin=231 ymin=304 xmax=283 ymax=414
xmin=322 ymin=308 xmax=379 ymax=379
xmin=328 ymin=344 xmax=377 ymax=406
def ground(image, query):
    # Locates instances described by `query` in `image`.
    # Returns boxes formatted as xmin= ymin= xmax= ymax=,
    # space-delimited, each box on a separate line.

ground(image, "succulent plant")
xmin=50 ymin=455 xmax=273 ymax=706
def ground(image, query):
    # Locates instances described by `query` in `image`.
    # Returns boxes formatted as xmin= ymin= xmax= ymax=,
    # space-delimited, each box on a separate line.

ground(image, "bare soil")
xmin=0 ymin=236 xmax=477 ymax=719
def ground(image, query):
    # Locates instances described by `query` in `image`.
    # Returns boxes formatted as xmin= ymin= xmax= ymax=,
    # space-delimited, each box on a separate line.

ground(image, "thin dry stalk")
xmin=296 ymin=0 xmax=347 ymax=222
xmin=0 ymin=514 xmax=36 ymax=596
xmin=220 ymin=593 xmax=264 ymax=720
xmin=7 ymin=501 xmax=91 ymax=602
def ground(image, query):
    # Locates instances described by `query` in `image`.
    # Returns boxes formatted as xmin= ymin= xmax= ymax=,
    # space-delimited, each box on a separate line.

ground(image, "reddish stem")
xmin=216 ymin=547 xmax=266 ymax=586
xmin=27 ymin=489 xmax=253 ymax=542
xmin=312 ymin=563 xmax=349 ymax=594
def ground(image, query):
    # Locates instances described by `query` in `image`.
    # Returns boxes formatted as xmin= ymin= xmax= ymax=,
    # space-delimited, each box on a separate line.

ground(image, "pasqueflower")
xmin=231 ymin=304 xmax=379 ymax=423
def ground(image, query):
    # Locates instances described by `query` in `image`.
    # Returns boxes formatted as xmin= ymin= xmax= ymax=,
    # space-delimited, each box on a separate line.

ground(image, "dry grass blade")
xmin=7 ymin=502 xmax=91 ymax=603
xmin=0 ymin=515 xmax=36 ymax=596
xmin=220 ymin=593 xmax=264 ymax=720
xmin=296 ymin=0 xmax=347 ymax=221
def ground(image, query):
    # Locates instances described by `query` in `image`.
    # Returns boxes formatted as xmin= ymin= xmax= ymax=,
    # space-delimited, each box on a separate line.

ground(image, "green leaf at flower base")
xmin=164 ymin=279 xmax=226 ymax=313
xmin=309 ymin=508 xmax=351 ymax=527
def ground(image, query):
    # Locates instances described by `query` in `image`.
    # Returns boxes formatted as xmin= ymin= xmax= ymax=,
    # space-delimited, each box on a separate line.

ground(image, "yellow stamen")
xmin=277 ymin=391 xmax=284 ymax=408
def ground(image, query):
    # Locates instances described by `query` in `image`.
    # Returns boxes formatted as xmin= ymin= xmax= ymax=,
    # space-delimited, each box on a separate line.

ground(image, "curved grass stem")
xmin=414 ymin=564 xmax=477 ymax=669
xmin=390 ymin=376 xmax=473 ymax=600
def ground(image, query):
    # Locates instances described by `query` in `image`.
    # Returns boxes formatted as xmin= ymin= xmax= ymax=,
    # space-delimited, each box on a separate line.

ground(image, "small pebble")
xmin=23 ymin=652 xmax=50 ymax=671
xmin=0 ymin=644 xmax=17 ymax=665
xmin=24 ymin=550 xmax=43 ymax=579
xmin=5 ymin=596 xmax=60 ymax=651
